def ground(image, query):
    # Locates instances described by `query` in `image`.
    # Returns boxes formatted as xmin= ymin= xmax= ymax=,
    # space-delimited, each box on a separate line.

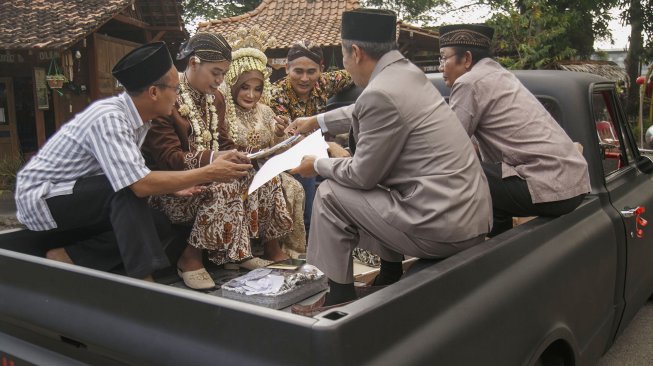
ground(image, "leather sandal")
xmin=291 ymin=294 xmax=355 ymax=317
xmin=239 ymin=257 xmax=273 ymax=270
xmin=177 ymin=268 xmax=216 ymax=290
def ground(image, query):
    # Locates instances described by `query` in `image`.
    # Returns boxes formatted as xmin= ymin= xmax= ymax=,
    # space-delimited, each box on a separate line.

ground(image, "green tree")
xmin=486 ymin=0 xmax=576 ymax=69
xmin=363 ymin=0 xmax=450 ymax=22
xmin=619 ymin=0 xmax=653 ymax=112
xmin=479 ymin=0 xmax=617 ymax=68
xmin=182 ymin=0 xmax=261 ymax=25
xmin=546 ymin=0 xmax=616 ymax=59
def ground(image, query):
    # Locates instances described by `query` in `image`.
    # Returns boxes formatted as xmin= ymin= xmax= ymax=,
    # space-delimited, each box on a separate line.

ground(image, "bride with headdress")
xmin=217 ymin=26 xmax=308 ymax=259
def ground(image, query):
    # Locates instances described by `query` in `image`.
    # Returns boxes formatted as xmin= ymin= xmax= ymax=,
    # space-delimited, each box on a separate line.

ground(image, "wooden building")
xmin=0 ymin=0 xmax=186 ymax=159
xmin=197 ymin=0 xmax=440 ymax=82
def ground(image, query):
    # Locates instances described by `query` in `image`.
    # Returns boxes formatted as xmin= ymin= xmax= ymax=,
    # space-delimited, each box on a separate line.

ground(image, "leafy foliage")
xmin=486 ymin=0 xmax=576 ymax=69
xmin=619 ymin=0 xmax=653 ymax=56
xmin=182 ymin=0 xmax=261 ymax=25
xmin=482 ymin=0 xmax=617 ymax=59
xmin=473 ymin=0 xmax=619 ymax=69
xmin=617 ymin=0 xmax=653 ymax=111
xmin=363 ymin=0 xmax=450 ymax=23
xmin=548 ymin=0 xmax=617 ymax=58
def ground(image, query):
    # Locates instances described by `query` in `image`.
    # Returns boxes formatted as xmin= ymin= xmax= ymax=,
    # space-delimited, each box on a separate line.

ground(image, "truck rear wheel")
xmin=534 ymin=340 xmax=573 ymax=366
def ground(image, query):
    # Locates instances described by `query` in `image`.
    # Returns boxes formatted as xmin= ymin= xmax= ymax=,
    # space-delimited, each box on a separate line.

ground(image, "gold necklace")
xmin=233 ymin=105 xmax=269 ymax=148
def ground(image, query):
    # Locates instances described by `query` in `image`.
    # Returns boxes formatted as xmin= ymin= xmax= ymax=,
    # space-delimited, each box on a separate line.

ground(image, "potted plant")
xmin=46 ymin=74 xmax=67 ymax=89
xmin=46 ymin=58 xmax=67 ymax=89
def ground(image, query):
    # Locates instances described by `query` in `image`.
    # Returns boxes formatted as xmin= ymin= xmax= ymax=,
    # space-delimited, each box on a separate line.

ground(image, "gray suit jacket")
xmin=318 ymin=50 xmax=492 ymax=243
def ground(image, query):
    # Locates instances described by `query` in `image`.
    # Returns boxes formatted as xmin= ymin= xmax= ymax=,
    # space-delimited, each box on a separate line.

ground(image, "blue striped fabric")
xmin=15 ymin=93 xmax=151 ymax=231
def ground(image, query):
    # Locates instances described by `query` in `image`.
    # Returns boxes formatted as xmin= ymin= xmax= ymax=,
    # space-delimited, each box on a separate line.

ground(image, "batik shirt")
xmin=268 ymin=70 xmax=353 ymax=120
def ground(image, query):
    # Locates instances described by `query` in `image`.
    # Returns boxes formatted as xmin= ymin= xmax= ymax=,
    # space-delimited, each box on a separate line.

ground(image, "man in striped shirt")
xmin=15 ymin=42 xmax=252 ymax=281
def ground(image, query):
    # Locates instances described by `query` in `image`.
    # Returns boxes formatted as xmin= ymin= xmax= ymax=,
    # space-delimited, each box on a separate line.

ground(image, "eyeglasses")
xmin=438 ymin=54 xmax=456 ymax=65
xmin=153 ymin=83 xmax=181 ymax=95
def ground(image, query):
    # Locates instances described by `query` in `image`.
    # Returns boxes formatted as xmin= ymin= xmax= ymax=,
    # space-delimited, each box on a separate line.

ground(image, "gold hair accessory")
xmin=228 ymin=25 xmax=276 ymax=53
xmin=222 ymin=26 xmax=277 ymax=141
xmin=224 ymin=25 xmax=275 ymax=84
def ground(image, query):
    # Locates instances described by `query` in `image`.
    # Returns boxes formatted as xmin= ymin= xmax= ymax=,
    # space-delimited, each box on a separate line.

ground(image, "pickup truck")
xmin=2 ymin=70 xmax=653 ymax=366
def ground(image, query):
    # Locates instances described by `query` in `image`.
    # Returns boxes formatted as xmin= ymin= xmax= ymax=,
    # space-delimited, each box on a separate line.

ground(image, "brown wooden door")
xmin=0 ymin=78 xmax=19 ymax=158
xmin=94 ymin=34 xmax=139 ymax=99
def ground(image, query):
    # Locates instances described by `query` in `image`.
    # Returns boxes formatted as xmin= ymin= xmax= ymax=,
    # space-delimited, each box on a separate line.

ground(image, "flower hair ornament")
xmin=220 ymin=26 xmax=276 ymax=141
xmin=178 ymin=77 xmax=219 ymax=152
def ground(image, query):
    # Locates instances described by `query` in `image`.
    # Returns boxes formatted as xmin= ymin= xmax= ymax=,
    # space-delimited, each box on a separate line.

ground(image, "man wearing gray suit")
xmin=288 ymin=9 xmax=492 ymax=316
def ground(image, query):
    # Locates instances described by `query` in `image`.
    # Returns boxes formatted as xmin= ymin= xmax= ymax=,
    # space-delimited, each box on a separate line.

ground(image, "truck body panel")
xmin=2 ymin=71 xmax=652 ymax=365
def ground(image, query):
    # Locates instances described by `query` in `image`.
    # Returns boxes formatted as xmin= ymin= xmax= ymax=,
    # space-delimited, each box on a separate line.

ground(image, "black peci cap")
xmin=112 ymin=42 xmax=173 ymax=91
xmin=341 ymin=9 xmax=397 ymax=43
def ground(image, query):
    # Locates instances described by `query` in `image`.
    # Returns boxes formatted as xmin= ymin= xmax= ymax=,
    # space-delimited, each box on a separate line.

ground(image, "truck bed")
xmin=3 ymin=70 xmax=652 ymax=365
xmin=0 ymin=195 xmax=621 ymax=365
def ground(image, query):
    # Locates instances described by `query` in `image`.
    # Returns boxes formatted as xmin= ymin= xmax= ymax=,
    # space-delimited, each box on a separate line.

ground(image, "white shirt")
xmin=15 ymin=93 xmax=151 ymax=230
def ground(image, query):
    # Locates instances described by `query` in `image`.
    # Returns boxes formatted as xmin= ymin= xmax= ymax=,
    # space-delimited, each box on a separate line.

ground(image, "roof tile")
xmin=0 ymin=0 xmax=131 ymax=49
xmin=197 ymin=0 xmax=362 ymax=48
xmin=0 ymin=0 xmax=185 ymax=50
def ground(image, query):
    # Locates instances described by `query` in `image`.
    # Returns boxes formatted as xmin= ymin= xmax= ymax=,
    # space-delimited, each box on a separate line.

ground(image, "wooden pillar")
xmin=87 ymin=34 xmax=99 ymax=101
xmin=53 ymin=91 xmax=64 ymax=130
xmin=31 ymin=68 xmax=46 ymax=148
xmin=0 ymin=77 xmax=19 ymax=158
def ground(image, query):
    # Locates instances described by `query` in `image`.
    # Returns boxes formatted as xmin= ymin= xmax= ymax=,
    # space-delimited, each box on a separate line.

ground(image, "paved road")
xmin=597 ymin=300 xmax=653 ymax=365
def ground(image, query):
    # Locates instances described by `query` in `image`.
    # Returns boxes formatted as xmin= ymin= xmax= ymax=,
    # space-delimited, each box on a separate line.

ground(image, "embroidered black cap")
xmin=341 ymin=9 xmax=397 ymax=43
xmin=176 ymin=32 xmax=232 ymax=62
xmin=439 ymin=24 xmax=494 ymax=49
xmin=111 ymin=42 xmax=173 ymax=91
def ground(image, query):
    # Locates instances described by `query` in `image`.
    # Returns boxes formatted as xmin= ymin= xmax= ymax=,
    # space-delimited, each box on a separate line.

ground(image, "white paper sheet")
xmin=243 ymin=275 xmax=285 ymax=295
xmin=223 ymin=268 xmax=285 ymax=295
xmin=248 ymin=130 xmax=329 ymax=194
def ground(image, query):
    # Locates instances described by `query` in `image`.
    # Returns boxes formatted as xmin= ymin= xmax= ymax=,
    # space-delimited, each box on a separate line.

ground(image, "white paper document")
xmin=223 ymin=268 xmax=285 ymax=295
xmin=248 ymin=130 xmax=329 ymax=194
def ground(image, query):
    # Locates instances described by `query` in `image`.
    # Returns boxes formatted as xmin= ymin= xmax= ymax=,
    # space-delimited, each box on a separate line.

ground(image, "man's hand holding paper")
xmin=208 ymin=150 xmax=252 ymax=183
xmin=285 ymin=116 xmax=319 ymax=135
xmin=290 ymin=156 xmax=317 ymax=178
xmin=248 ymin=130 xmax=329 ymax=194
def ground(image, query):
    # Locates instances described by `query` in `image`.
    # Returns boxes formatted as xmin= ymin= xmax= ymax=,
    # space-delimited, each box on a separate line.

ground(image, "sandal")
xmin=239 ymin=257 xmax=273 ymax=270
xmin=177 ymin=268 xmax=216 ymax=290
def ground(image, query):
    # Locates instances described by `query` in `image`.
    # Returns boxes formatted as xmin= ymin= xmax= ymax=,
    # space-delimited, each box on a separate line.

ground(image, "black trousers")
xmin=482 ymin=162 xmax=586 ymax=237
xmin=46 ymin=175 xmax=170 ymax=278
